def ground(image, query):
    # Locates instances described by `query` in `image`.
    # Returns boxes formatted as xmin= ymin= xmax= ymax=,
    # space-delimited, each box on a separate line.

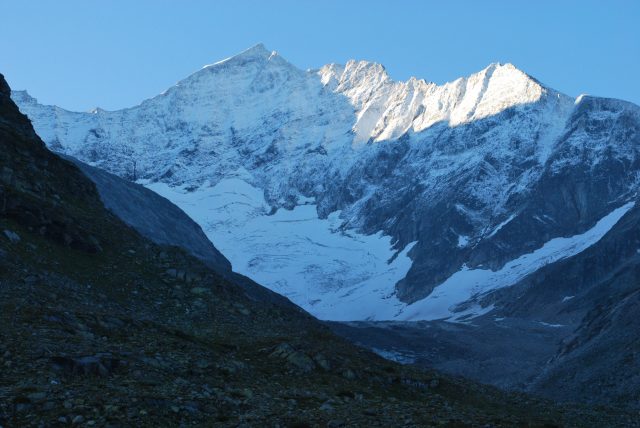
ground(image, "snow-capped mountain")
xmin=12 ymin=44 xmax=640 ymax=322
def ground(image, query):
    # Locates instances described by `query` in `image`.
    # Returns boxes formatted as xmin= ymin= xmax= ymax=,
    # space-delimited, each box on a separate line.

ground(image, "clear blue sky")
xmin=1 ymin=0 xmax=638 ymax=111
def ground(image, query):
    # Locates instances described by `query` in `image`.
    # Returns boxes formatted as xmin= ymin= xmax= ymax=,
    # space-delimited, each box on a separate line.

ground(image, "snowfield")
xmin=145 ymin=178 xmax=416 ymax=320
xmin=146 ymin=178 xmax=633 ymax=321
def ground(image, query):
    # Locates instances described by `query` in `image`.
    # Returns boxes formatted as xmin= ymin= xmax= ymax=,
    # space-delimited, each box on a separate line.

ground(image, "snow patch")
xmin=371 ymin=348 xmax=416 ymax=365
xmin=486 ymin=214 xmax=516 ymax=238
xmin=539 ymin=322 xmax=564 ymax=328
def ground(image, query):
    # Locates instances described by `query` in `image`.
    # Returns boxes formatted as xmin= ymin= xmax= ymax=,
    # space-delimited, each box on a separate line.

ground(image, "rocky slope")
xmin=492 ymin=199 xmax=640 ymax=406
xmin=12 ymin=44 xmax=640 ymax=324
xmin=5 ymin=72 xmax=636 ymax=427
xmin=330 ymin=200 xmax=640 ymax=409
xmin=64 ymin=153 xmax=298 ymax=308
xmin=63 ymin=154 xmax=231 ymax=272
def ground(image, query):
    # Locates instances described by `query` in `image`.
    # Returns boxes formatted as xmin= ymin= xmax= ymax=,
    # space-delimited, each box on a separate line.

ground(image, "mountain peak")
xmin=203 ymin=43 xmax=276 ymax=69
xmin=239 ymin=42 xmax=271 ymax=56
xmin=0 ymin=73 xmax=9 ymax=96
xmin=486 ymin=62 xmax=539 ymax=83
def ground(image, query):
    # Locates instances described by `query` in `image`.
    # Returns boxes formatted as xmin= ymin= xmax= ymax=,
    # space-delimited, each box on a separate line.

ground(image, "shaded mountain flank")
xmin=329 ymin=200 xmax=640 ymax=410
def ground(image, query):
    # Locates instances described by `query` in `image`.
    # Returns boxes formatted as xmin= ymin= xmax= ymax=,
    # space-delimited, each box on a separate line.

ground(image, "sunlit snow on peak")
xmin=318 ymin=59 xmax=563 ymax=143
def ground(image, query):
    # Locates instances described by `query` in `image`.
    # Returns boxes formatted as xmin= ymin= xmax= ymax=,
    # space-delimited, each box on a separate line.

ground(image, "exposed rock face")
xmin=487 ymin=201 xmax=640 ymax=406
xmin=533 ymin=288 xmax=640 ymax=407
xmin=12 ymin=45 xmax=640 ymax=322
xmin=0 ymin=73 xmax=104 ymax=254
xmin=65 ymin=155 xmax=232 ymax=272
xmin=63 ymin=154 xmax=290 ymax=308
xmin=330 ymin=201 xmax=640 ymax=409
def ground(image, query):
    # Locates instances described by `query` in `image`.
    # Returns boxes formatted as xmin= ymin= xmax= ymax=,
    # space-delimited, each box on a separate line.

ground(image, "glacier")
xmin=146 ymin=178 xmax=633 ymax=321
xmin=144 ymin=177 xmax=416 ymax=321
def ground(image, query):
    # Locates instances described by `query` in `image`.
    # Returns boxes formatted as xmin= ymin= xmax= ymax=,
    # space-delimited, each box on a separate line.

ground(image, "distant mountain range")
xmin=13 ymin=44 xmax=640 ymax=322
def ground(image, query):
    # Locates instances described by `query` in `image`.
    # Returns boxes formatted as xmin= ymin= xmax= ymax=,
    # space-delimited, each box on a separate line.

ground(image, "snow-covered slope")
xmin=12 ymin=44 xmax=640 ymax=321
xmin=145 ymin=178 xmax=416 ymax=320
xmin=143 ymin=178 xmax=633 ymax=321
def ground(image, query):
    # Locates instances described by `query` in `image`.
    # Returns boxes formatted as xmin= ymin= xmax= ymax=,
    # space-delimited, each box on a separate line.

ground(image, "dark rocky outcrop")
xmin=332 ymin=201 xmax=640 ymax=410
xmin=485 ymin=200 xmax=640 ymax=406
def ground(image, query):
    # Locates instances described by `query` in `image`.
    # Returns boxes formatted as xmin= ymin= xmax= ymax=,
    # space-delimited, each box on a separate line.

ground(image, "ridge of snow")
xmin=14 ymin=45 xmax=569 ymax=150
xmin=9 ymin=90 xmax=37 ymax=104
xmin=575 ymin=93 xmax=588 ymax=105
xmin=318 ymin=60 xmax=560 ymax=143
